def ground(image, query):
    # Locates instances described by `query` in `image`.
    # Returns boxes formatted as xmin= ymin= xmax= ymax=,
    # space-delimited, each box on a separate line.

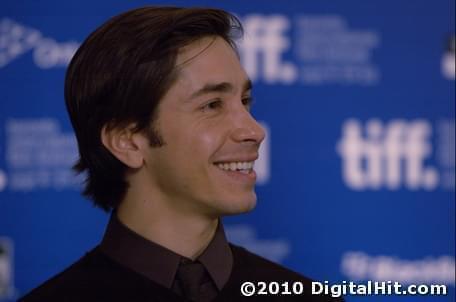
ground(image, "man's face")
xmin=142 ymin=36 xmax=265 ymax=217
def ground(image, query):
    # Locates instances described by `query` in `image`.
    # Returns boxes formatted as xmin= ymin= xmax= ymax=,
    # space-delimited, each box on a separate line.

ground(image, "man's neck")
xmin=116 ymin=196 xmax=218 ymax=260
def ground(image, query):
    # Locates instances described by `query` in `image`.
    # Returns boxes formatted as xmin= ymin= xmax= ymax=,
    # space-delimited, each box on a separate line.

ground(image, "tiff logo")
xmin=337 ymin=119 xmax=438 ymax=190
xmin=238 ymin=15 xmax=297 ymax=84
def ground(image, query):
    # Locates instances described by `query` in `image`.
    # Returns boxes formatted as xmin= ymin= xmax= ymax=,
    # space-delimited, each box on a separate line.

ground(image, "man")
xmin=21 ymin=6 xmax=340 ymax=302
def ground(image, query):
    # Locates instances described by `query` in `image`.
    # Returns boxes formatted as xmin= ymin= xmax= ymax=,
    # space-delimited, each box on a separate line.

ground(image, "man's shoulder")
xmin=19 ymin=248 xmax=113 ymax=301
xmin=18 ymin=247 xmax=177 ymax=302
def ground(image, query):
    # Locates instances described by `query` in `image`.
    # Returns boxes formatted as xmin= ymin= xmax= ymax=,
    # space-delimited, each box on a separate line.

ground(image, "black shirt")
xmin=99 ymin=213 xmax=232 ymax=294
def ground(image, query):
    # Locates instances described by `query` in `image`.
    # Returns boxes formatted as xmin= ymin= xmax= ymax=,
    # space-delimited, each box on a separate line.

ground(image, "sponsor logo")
xmin=0 ymin=18 xmax=78 ymax=69
xmin=341 ymin=251 xmax=455 ymax=286
xmin=4 ymin=118 xmax=80 ymax=191
xmin=294 ymin=15 xmax=380 ymax=85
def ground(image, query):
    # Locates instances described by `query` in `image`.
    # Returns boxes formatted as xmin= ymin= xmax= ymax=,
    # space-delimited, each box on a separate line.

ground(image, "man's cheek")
xmin=198 ymin=131 xmax=224 ymax=152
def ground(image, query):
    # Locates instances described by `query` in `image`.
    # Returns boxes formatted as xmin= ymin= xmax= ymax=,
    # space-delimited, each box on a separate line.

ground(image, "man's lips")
xmin=212 ymin=160 xmax=257 ymax=183
xmin=211 ymin=152 xmax=259 ymax=182
xmin=212 ymin=153 xmax=259 ymax=164
xmin=215 ymin=161 xmax=254 ymax=172
xmin=214 ymin=164 xmax=257 ymax=182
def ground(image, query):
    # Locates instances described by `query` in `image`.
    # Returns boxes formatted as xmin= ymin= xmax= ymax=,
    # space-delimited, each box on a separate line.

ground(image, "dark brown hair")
xmin=65 ymin=6 xmax=243 ymax=211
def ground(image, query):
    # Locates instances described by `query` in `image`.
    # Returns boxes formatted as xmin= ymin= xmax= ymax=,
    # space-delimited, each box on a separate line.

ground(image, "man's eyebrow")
xmin=189 ymin=79 xmax=252 ymax=100
xmin=243 ymin=79 xmax=252 ymax=92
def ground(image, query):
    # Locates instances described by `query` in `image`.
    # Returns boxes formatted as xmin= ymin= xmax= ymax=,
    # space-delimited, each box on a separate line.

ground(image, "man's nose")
xmin=230 ymin=109 xmax=266 ymax=145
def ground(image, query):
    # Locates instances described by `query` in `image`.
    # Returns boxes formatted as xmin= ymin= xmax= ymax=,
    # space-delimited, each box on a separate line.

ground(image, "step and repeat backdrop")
xmin=1 ymin=0 xmax=455 ymax=301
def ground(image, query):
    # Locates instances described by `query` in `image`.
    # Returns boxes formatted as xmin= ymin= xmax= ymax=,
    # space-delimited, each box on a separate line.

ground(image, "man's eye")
xmin=201 ymin=99 xmax=223 ymax=111
xmin=242 ymin=97 xmax=254 ymax=109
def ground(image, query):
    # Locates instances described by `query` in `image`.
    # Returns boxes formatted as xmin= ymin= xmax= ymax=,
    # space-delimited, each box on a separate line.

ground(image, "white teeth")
xmin=216 ymin=161 xmax=254 ymax=172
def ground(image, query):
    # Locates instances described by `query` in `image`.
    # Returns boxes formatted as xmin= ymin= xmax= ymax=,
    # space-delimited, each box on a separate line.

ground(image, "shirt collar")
xmin=99 ymin=212 xmax=232 ymax=290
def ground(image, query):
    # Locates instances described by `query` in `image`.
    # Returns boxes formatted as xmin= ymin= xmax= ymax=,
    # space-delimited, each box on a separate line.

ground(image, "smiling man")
xmin=20 ymin=6 xmax=339 ymax=302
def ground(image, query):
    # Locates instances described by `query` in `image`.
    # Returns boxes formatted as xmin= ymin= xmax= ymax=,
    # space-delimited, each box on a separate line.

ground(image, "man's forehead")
xmin=170 ymin=36 xmax=250 ymax=98
xmin=175 ymin=36 xmax=220 ymax=67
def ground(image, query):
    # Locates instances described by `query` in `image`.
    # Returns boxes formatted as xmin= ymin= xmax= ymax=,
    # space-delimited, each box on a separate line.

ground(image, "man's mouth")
xmin=215 ymin=161 xmax=254 ymax=174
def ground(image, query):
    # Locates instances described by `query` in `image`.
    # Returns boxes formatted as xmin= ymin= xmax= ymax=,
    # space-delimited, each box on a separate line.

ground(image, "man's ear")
xmin=101 ymin=124 xmax=147 ymax=169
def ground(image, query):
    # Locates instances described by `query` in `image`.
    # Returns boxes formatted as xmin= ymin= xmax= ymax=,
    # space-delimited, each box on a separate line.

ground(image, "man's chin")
xmin=218 ymin=194 xmax=257 ymax=216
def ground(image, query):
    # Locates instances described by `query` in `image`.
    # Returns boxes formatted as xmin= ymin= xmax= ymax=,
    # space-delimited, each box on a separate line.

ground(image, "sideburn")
xmin=145 ymin=125 xmax=166 ymax=147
